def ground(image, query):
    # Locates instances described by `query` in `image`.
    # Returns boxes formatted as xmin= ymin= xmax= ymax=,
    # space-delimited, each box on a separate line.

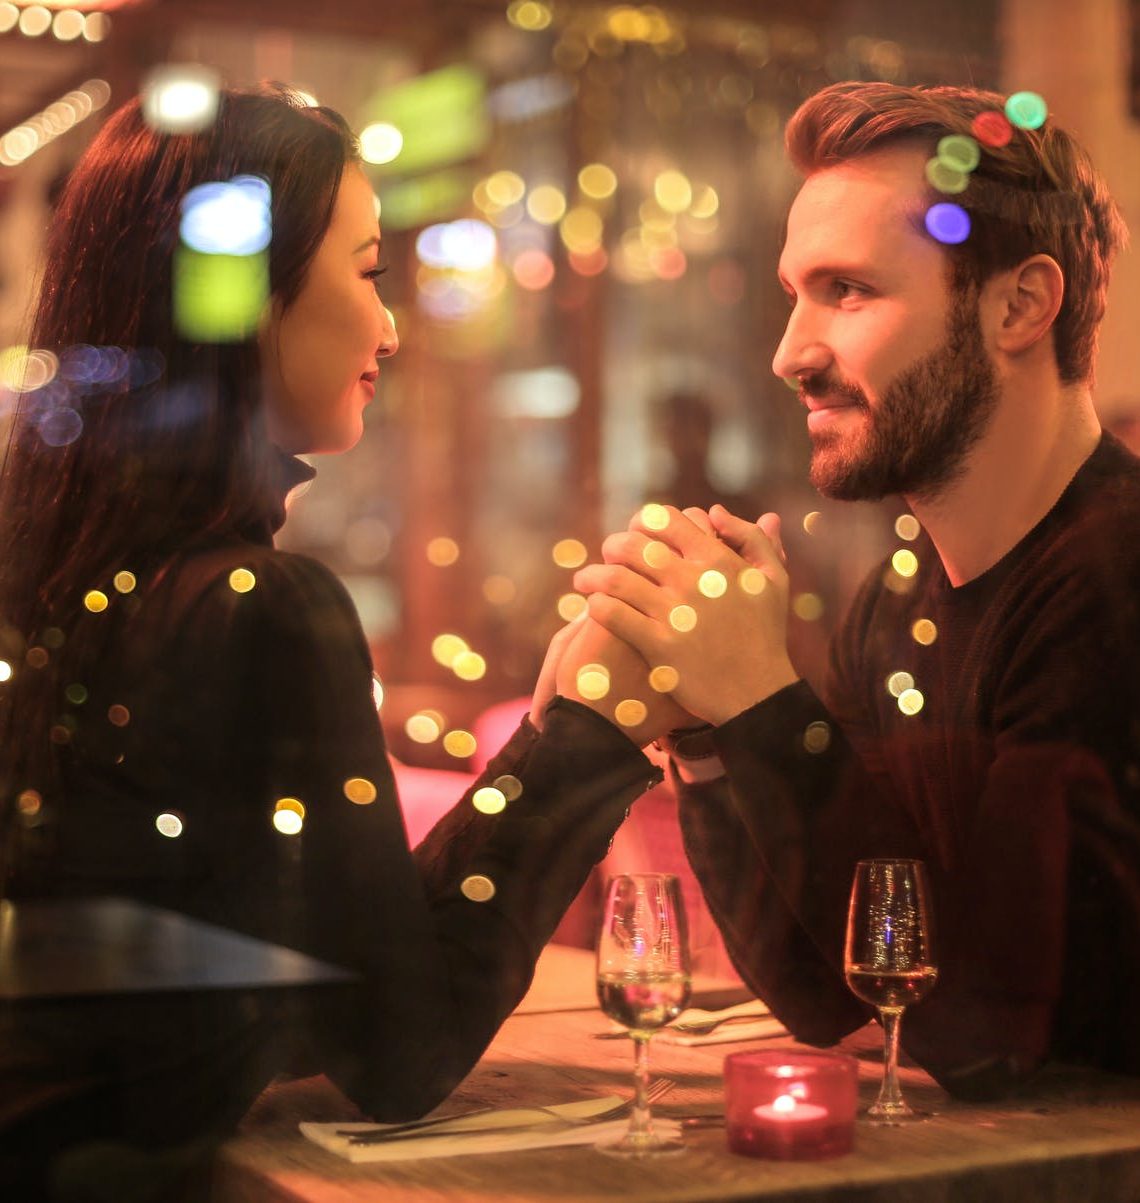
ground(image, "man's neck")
xmin=906 ymin=378 xmax=1101 ymax=587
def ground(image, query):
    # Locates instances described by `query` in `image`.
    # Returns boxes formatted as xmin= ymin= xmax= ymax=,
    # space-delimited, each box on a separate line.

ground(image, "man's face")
xmin=773 ymin=145 xmax=998 ymax=501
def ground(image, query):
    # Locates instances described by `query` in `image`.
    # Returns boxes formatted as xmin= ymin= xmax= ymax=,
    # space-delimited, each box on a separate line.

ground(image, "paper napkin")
xmin=300 ymin=1096 xmax=681 ymax=1163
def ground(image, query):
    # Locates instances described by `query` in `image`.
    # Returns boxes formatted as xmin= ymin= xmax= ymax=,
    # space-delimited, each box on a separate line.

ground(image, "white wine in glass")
xmin=845 ymin=859 xmax=937 ymax=1123
xmin=595 ymin=873 xmax=691 ymax=1155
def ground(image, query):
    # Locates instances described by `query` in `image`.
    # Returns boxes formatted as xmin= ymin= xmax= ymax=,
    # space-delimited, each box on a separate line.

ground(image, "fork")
xmin=342 ymin=1079 xmax=675 ymax=1145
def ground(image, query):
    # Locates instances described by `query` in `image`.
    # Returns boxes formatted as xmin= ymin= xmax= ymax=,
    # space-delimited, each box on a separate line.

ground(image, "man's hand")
xmin=572 ymin=503 xmax=800 ymax=726
xmin=553 ymin=615 xmax=696 ymax=746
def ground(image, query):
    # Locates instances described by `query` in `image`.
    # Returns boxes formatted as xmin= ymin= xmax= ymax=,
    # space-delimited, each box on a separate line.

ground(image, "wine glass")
xmin=595 ymin=873 xmax=691 ymax=1156
xmin=844 ymin=859 xmax=938 ymax=1123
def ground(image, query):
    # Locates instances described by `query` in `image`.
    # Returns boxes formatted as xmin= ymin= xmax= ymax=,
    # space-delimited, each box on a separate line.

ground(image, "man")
xmin=558 ymin=82 xmax=1140 ymax=1098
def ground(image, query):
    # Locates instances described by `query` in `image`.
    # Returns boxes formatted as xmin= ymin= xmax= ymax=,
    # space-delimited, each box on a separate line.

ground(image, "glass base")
xmin=863 ymin=1102 xmax=935 ymax=1126
xmin=595 ymin=1131 xmax=686 ymax=1157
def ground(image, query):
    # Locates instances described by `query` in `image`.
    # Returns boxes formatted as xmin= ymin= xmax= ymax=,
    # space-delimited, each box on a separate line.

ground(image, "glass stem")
xmin=629 ymin=1033 xmax=653 ymax=1139
xmin=877 ymin=1007 xmax=906 ymax=1111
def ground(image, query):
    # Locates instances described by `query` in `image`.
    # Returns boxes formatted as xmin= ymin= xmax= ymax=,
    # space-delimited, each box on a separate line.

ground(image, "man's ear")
xmin=990 ymin=254 xmax=1064 ymax=357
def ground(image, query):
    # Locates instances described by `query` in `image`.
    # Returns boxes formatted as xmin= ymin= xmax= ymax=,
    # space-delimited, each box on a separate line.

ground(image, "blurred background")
xmin=1 ymin=0 xmax=1138 ymax=776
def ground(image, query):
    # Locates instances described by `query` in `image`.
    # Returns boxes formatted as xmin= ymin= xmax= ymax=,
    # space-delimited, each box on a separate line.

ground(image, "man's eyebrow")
xmin=353 ymin=236 xmax=381 ymax=254
xmin=777 ymin=263 xmax=877 ymax=291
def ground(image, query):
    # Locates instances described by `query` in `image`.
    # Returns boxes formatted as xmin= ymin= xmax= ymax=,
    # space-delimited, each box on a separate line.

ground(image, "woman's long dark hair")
xmin=0 ymin=85 xmax=360 ymax=879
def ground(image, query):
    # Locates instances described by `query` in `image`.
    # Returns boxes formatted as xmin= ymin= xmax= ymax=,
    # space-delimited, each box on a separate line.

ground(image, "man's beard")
xmin=802 ymin=292 xmax=999 ymax=502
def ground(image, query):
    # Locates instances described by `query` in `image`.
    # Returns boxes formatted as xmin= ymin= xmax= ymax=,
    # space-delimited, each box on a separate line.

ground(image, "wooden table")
xmin=216 ymin=947 xmax=1140 ymax=1202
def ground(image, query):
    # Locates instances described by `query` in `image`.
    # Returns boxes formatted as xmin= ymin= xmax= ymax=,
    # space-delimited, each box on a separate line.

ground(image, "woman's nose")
xmin=377 ymin=305 xmax=399 ymax=358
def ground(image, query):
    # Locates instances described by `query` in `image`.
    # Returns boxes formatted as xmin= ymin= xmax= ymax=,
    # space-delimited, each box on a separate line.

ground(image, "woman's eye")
xmin=363 ymin=267 xmax=388 ymax=284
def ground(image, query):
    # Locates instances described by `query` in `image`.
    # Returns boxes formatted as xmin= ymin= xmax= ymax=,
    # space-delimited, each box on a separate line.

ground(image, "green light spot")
xmin=173 ymin=247 xmax=269 ymax=343
xmin=937 ymin=135 xmax=980 ymax=173
xmin=925 ymin=157 xmax=969 ymax=195
xmin=1005 ymin=91 xmax=1047 ymax=130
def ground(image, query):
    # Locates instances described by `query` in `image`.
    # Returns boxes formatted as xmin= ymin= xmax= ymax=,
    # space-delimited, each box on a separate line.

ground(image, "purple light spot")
xmin=925 ymin=203 xmax=971 ymax=245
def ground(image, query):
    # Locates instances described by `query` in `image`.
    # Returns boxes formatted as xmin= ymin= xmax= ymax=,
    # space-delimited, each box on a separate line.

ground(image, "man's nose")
xmin=771 ymin=305 xmax=829 ymax=381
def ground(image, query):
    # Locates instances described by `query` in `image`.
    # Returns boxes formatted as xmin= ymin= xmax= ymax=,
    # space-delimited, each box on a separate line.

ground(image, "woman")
xmin=0 ymin=86 xmax=674 ymax=1199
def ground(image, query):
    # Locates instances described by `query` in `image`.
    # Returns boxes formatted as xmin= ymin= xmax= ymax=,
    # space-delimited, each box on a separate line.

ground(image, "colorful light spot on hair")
xmin=577 ymin=663 xmax=611 ymax=700
xmin=792 ymin=592 xmax=823 ymax=621
xmin=461 ymin=873 xmax=496 ymax=902
xmin=557 ymin=592 xmax=588 ymax=621
xmin=343 ymin=777 xmax=377 ymax=805
xmin=803 ymin=721 xmax=831 ymax=754
xmin=473 ymin=786 xmax=507 ymax=814
xmin=1005 ymin=91 xmax=1047 ymax=130
xmin=891 ymin=549 xmax=919 ymax=578
xmin=971 ymin=110 xmax=1013 ymax=148
xmin=640 ymin=503 xmax=670 ymax=531
xmin=112 ymin=571 xmax=137 ymax=594
xmin=84 ymin=590 xmax=108 ymax=613
xmin=156 ymin=812 xmax=184 ymax=838
xmin=894 ymin=514 xmax=921 ymax=541
xmin=698 ymin=570 xmax=728 ymax=598
xmin=26 ymin=647 xmax=48 ymax=669
xmin=107 ymin=704 xmax=130 ymax=727
xmin=444 ymin=729 xmax=477 ymax=759
xmin=886 ymin=671 xmax=915 ymax=698
xmin=924 ymin=157 xmax=968 ymax=195
xmin=925 ymin=203 xmax=970 ymax=245
xmin=359 ymin=122 xmax=403 ymax=166
xmin=669 ymin=604 xmax=697 ymax=632
xmin=552 ymin=538 xmax=588 ymax=568
xmin=936 ymin=135 xmax=981 ymax=174
xmin=614 ymin=698 xmax=648 ymax=727
xmin=898 ymin=688 xmax=925 ymax=716
xmin=911 ymin=618 xmax=938 ymax=646
xmin=643 ymin=540 xmax=672 ymax=569
xmin=493 ymin=774 xmax=524 ymax=801
xmin=39 ymin=407 xmax=83 ymax=447
xmin=648 ymin=665 xmax=679 ymax=692
xmin=228 ymin=568 xmax=255 ymax=593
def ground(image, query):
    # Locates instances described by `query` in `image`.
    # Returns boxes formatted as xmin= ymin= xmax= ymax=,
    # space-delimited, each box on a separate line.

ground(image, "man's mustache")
xmin=798 ymin=372 xmax=868 ymax=407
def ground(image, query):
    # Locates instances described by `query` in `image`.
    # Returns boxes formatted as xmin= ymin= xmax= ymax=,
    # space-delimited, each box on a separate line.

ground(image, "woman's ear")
xmin=990 ymin=254 xmax=1064 ymax=358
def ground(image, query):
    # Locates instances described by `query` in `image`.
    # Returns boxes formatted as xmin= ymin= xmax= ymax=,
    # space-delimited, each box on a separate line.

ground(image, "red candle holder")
xmin=724 ymin=1049 xmax=858 ymax=1160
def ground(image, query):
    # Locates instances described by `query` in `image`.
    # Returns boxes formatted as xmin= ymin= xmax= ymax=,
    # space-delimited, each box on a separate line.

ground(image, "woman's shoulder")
xmin=140 ymin=541 xmax=365 ymax=659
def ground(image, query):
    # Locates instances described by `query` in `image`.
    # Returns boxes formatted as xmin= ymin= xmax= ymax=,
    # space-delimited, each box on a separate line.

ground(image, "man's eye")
xmin=833 ymin=280 xmax=863 ymax=300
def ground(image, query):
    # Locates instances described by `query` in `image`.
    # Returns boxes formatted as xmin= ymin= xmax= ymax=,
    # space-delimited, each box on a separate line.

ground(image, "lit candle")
xmin=724 ymin=1051 xmax=857 ymax=1160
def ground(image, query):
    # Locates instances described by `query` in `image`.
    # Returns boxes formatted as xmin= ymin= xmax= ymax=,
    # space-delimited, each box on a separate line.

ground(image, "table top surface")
xmin=216 ymin=945 xmax=1140 ymax=1203
xmin=0 ymin=897 xmax=356 ymax=1000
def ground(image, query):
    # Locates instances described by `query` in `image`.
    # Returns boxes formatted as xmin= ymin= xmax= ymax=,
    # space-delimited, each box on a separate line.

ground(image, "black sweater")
xmin=2 ymin=456 xmax=659 ymax=1177
xmin=680 ymin=433 xmax=1140 ymax=1098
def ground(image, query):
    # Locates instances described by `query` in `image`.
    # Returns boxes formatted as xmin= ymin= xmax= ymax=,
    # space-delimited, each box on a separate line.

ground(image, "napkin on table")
xmin=300 ymin=1096 xmax=680 ymax=1163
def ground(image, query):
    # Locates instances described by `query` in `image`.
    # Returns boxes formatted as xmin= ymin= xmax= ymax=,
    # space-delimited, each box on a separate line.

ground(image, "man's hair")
xmin=785 ymin=82 xmax=1128 ymax=384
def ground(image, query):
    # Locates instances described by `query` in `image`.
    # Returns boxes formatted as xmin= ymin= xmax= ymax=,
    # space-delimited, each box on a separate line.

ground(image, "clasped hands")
xmin=533 ymin=502 xmax=800 ymax=747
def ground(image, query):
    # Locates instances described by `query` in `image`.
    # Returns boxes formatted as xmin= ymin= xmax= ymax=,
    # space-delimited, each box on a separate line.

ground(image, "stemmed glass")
xmin=595 ymin=873 xmax=691 ymax=1156
xmin=844 ymin=859 xmax=938 ymax=1123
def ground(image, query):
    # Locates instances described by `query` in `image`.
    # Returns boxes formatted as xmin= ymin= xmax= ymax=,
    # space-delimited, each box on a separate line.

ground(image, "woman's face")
xmin=260 ymin=164 xmax=398 ymax=455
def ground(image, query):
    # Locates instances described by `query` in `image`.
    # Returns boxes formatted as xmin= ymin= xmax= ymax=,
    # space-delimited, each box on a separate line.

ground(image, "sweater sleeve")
xmin=203 ymin=551 xmax=659 ymax=1120
xmin=677 ymin=548 xmax=1140 ymax=1100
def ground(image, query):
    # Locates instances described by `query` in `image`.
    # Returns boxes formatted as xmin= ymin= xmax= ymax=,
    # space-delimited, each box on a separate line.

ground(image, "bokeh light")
xmin=473 ymin=786 xmax=507 ymax=814
xmin=911 ymin=618 xmax=938 ymax=646
xmin=552 ymin=538 xmax=588 ymax=568
xmin=344 ymin=777 xmax=378 ymax=805
xmin=360 ymin=122 xmax=404 ymax=165
xmin=142 ymin=65 xmax=221 ymax=134
xmin=1005 ymin=90 xmax=1048 ymax=130
xmin=577 ymin=663 xmax=611 ymax=700
xmin=578 ymin=162 xmax=617 ymax=200
xmin=925 ymin=202 xmax=970 ymax=245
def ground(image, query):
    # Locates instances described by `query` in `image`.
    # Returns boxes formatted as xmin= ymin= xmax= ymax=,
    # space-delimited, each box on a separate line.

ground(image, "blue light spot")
xmin=925 ymin=203 xmax=971 ymax=245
